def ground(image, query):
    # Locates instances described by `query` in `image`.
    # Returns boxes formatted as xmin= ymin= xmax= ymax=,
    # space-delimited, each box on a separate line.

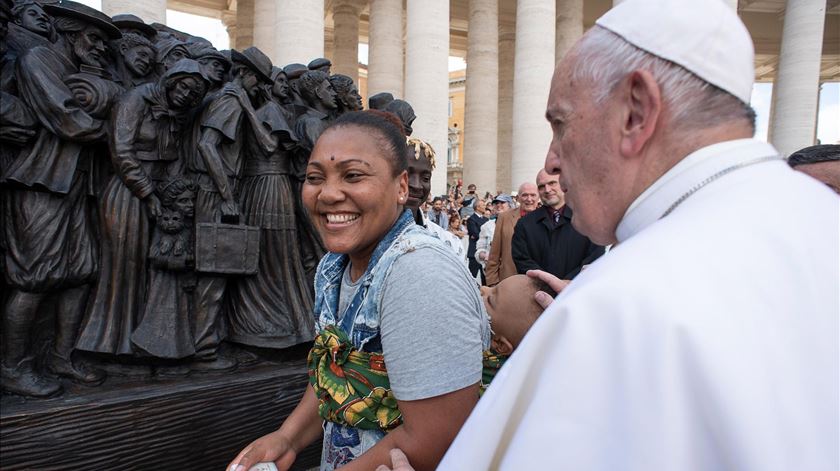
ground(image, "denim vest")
xmin=313 ymin=209 xmax=466 ymax=352
xmin=315 ymin=209 xmax=480 ymax=470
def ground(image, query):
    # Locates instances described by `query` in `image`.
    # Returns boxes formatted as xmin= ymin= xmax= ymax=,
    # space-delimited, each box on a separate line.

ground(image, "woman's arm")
xmin=227 ymin=384 xmax=324 ymax=471
xmin=339 ymin=384 xmax=479 ymax=471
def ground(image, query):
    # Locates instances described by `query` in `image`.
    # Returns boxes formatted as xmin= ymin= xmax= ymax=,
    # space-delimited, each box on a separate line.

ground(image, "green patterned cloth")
xmin=480 ymin=349 xmax=509 ymax=396
xmin=307 ymin=325 xmax=403 ymax=431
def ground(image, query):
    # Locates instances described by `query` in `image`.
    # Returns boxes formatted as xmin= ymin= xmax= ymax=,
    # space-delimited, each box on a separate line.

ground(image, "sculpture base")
xmin=0 ymin=356 xmax=321 ymax=470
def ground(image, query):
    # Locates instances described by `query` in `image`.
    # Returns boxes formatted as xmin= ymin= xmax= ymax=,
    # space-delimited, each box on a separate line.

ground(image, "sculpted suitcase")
xmin=195 ymin=217 xmax=260 ymax=275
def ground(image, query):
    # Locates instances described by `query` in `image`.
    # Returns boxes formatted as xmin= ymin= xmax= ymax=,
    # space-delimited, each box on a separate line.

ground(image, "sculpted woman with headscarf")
xmin=76 ymin=59 xmax=210 ymax=357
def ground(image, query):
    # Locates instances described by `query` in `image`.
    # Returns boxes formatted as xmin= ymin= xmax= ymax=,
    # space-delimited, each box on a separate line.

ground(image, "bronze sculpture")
xmin=328 ymin=73 xmax=363 ymax=117
xmin=1 ymin=0 xmax=120 ymax=397
xmin=111 ymin=32 xmax=156 ymax=88
xmin=1 ymin=1 xmax=380 ymax=398
xmin=189 ymin=46 xmax=273 ymax=370
xmin=76 ymin=58 xmax=209 ymax=359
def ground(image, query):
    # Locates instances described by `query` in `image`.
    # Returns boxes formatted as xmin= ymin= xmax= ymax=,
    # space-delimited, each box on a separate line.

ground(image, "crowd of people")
xmin=0 ymin=0 xmax=837 ymax=470
xmin=231 ymin=0 xmax=837 ymax=470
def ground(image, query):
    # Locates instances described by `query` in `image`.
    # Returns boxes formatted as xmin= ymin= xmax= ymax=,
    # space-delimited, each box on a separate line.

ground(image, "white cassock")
xmin=438 ymin=139 xmax=839 ymax=470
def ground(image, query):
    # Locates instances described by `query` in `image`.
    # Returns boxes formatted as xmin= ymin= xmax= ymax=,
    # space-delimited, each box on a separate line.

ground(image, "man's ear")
xmin=618 ymin=69 xmax=661 ymax=158
xmin=119 ymin=42 xmax=128 ymax=54
xmin=491 ymin=335 xmax=514 ymax=355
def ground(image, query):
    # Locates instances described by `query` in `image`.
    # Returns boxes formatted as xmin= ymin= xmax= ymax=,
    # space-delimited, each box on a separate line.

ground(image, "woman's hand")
xmin=375 ymin=449 xmax=416 ymax=471
xmin=226 ymin=430 xmax=297 ymax=471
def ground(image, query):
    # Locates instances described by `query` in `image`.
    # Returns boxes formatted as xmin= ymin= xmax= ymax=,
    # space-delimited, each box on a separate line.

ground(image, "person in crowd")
xmin=474 ymin=194 xmax=512 ymax=279
xmin=484 ymin=182 xmax=538 ymax=286
xmin=402 ymin=135 xmax=467 ymax=261
xmin=466 ymin=199 xmax=489 ymax=283
xmin=459 ymin=183 xmax=478 ymax=219
xmin=788 ymin=144 xmax=840 ymax=194
xmin=512 ymin=169 xmax=604 ymax=280
xmin=446 ymin=210 xmax=468 ymax=257
xmin=407 ymin=0 xmax=834 ymax=469
xmin=427 ymin=196 xmax=448 ymax=228
xmin=228 ymin=110 xmax=489 ymax=471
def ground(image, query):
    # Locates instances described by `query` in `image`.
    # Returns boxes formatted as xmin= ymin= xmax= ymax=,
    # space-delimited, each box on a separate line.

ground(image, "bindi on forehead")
xmin=330 ymin=155 xmax=335 ymax=161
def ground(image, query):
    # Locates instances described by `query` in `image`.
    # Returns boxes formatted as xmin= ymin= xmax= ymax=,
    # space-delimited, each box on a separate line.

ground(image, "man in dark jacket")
xmin=466 ymin=198 xmax=488 ymax=283
xmin=512 ymin=170 xmax=604 ymax=280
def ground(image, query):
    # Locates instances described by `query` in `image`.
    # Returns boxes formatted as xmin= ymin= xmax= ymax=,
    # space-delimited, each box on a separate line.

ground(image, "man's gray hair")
xmin=570 ymin=26 xmax=756 ymax=133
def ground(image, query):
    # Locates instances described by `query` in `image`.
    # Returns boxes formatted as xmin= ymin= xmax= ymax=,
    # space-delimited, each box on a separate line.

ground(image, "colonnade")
xmin=100 ymin=0 xmax=829 ymax=193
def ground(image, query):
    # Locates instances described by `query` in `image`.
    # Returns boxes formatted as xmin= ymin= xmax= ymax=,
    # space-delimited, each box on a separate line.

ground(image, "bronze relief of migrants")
xmin=0 ymin=2 xmax=418 ymax=468
xmin=0 ymin=0 xmax=381 ymax=395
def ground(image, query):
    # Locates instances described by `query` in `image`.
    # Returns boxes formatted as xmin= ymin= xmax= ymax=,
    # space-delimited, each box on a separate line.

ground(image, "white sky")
xmin=70 ymin=0 xmax=840 ymax=145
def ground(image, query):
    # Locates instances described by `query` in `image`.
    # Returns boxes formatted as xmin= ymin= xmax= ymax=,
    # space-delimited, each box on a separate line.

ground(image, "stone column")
xmin=768 ymin=0 xmax=825 ymax=157
xmin=253 ymin=0 xmax=277 ymax=59
xmin=235 ymin=0 xmax=254 ymax=49
xmin=255 ymin=0 xmax=325 ymax=67
xmin=332 ymin=0 xmax=364 ymax=83
xmin=101 ymin=0 xmax=166 ymax=24
xmin=222 ymin=10 xmax=236 ymax=49
xmin=555 ymin=0 xmax=582 ymax=65
xmin=497 ymin=21 xmax=515 ymax=193
xmin=368 ymin=0 xmax=404 ymax=98
xmin=405 ymin=0 xmax=449 ymax=195
xmin=510 ymin=0 xmax=555 ymax=189
xmin=462 ymin=0 xmax=499 ymax=194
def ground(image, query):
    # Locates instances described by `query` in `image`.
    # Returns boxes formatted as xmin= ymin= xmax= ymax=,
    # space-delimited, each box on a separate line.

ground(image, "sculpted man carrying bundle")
xmin=1 ymin=0 xmax=121 ymax=397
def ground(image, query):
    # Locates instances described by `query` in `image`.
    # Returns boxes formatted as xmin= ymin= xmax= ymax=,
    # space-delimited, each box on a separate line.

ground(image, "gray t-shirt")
xmin=339 ymin=248 xmax=489 ymax=401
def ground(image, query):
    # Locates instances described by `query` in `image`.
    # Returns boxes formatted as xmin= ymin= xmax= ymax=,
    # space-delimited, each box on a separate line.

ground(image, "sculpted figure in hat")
xmin=384 ymin=99 xmax=416 ymax=136
xmin=185 ymin=46 xmax=274 ymax=370
xmin=154 ymin=34 xmax=189 ymax=76
xmin=0 ymin=0 xmax=121 ymax=397
xmin=188 ymin=41 xmax=230 ymax=94
xmin=75 ymin=59 xmax=209 ymax=362
xmin=368 ymin=91 xmax=394 ymax=110
xmin=223 ymin=59 xmax=316 ymax=350
xmin=282 ymin=62 xmax=310 ymax=110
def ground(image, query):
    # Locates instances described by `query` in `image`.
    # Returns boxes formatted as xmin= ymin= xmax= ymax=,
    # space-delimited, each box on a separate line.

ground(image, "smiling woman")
xmin=229 ymin=111 xmax=491 ymax=471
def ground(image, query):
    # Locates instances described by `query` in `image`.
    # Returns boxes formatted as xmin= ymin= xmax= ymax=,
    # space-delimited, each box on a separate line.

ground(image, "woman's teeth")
xmin=326 ymin=213 xmax=359 ymax=224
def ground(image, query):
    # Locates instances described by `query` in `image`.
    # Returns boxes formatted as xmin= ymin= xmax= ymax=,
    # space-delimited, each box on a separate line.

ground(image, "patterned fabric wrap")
xmin=308 ymin=324 xmax=403 ymax=431
xmin=480 ymin=349 xmax=509 ymax=396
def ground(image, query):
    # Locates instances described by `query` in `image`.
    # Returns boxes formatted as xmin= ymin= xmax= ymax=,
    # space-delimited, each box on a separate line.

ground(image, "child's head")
xmin=156 ymin=207 xmax=184 ymax=234
xmin=480 ymin=274 xmax=557 ymax=355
